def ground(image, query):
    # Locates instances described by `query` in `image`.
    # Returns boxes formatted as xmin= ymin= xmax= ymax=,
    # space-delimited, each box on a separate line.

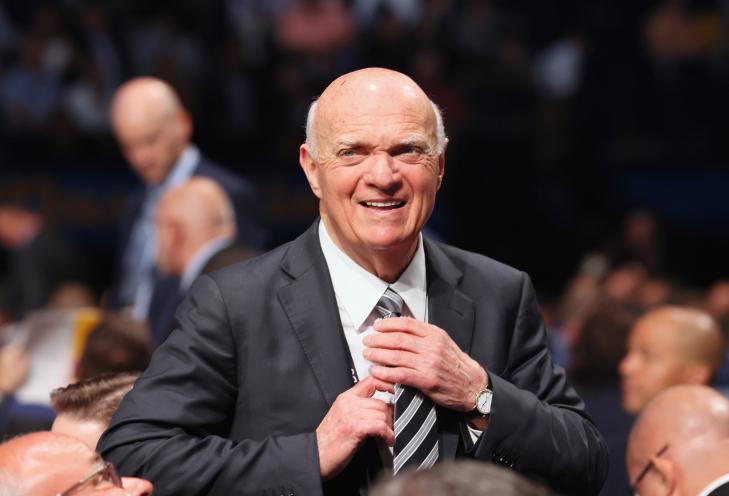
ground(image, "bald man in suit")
xmin=100 ymin=68 xmax=607 ymax=496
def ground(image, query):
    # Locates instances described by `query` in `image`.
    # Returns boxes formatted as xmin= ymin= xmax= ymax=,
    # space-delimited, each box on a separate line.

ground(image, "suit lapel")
xmin=424 ymin=239 xmax=476 ymax=461
xmin=277 ymin=221 xmax=354 ymax=407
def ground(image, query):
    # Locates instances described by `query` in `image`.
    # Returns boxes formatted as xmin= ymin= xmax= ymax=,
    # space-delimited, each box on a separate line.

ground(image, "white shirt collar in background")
xmin=180 ymin=235 xmax=233 ymax=293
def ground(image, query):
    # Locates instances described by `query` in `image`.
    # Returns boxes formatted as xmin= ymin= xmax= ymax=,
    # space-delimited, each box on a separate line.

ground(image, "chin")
xmin=362 ymin=235 xmax=414 ymax=252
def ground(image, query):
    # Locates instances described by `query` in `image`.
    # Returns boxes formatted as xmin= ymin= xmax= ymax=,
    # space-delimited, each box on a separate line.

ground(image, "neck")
xmin=321 ymin=219 xmax=418 ymax=283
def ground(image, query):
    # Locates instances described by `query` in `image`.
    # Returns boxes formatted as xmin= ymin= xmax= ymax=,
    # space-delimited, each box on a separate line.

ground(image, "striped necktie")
xmin=375 ymin=287 xmax=440 ymax=474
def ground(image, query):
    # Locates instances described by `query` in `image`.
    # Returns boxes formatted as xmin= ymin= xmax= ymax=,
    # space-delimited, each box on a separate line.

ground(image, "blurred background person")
xmin=0 ymin=311 xmax=151 ymax=437
xmin=0 ymin=431 xmax=153 ymax=496
xmin=619 ymin=306 xmax=725 ymax=415
xmin=151 ymin=177 xmax=258 ymax=345
xmin=626 ymin=385 xmax=729 ymax=496
xmin=0 ymin=202 xmax=87 ymax=323
xmin=569 ymin=299 xmax=640 ymax=496
xmin=370 ymin=460 xmax=553 ymax=496
xmin=51 ymin=372 xmax=139 ymax=449
xmin=107 ymin=77 xmax=266 ymax=322
xmin=75 ymin=312 xmax=152 ymax=380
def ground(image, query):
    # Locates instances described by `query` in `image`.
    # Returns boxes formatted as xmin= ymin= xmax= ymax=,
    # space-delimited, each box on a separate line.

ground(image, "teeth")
xmin=365 ymin=201 xmax=402 ymax=207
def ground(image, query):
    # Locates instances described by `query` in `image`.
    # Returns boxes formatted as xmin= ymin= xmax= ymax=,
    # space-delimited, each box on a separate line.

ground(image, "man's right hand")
xmin=315 ymin=376 xmax=394 ymax=479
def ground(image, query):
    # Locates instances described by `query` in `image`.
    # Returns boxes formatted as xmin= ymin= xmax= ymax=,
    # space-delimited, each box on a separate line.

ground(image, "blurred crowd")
xmin=2 ymin=0 xmax=729 ymax=495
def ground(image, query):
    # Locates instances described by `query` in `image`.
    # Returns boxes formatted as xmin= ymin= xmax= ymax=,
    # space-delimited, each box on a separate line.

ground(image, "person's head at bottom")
xmin=0 ymin=431 xmax=153 ymax=495
xmin=370 ymin=460 xmax=552 ymax=496
xmin=627 ymin=385 xmax=729 ymax=496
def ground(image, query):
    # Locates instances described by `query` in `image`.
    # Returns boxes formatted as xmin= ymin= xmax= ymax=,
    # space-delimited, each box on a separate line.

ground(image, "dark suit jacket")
xmin=108 ymin=154 xmax=268 ymax=310
xmin=147 ymin=243 xmax=258 ymax=346
xmin=99 ymin=221 xmax=608 ymax=496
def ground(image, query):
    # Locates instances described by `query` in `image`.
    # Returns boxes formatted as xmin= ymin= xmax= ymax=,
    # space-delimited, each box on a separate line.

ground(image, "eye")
xmin=391 ymin=144 xmax=425 ymax=157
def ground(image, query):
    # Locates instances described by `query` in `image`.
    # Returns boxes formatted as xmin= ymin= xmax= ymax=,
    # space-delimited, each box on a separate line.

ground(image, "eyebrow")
xmin=398 ymin=137 xmax=431 ymax=149
xmin=335 ymin=137 xmax=432 ymax=149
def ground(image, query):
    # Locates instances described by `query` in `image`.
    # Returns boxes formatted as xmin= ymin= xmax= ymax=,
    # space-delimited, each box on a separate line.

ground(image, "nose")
xmin=365 ymin=152 xmax=401 ymax=192
xmin=122 ymin=477 xmax=154 ymax=496
xmin=618 ymin=353 xmax=636 ymax=377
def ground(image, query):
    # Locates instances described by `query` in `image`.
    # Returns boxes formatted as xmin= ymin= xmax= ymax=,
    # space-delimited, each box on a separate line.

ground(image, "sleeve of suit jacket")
xmin=468 ymin=270 xmax=608 ymax=495
xmin=98 ymin=274 xmax=324 ymax=496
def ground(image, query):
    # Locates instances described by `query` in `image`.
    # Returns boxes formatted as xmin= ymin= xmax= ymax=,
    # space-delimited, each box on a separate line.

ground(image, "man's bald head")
xmin=155 ymin=177 xmax=236 ymax=276
xmin=304 ymin=68 xmax=446 ymax=161
xmin=619 ymin=305 xmax=725 ymax=414
xmin=298 ymin=68 xmax=448 ymax=281
xmin=111 ymin=77 xmax=192 ymax=185
xmin=627 ymin=385 xmax=729 ymax=496
xmin=0 ymin=431 xmax=97 ymax=495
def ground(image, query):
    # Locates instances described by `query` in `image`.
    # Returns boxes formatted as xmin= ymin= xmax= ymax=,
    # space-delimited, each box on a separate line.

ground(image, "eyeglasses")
xmin=56 ymin=461 xmax=123 ymax=496
xmin=630 ymin=443 xmax=670 ymax=494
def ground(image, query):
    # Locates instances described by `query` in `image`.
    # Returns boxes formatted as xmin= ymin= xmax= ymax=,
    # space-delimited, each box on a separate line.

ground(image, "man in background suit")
xmin=150 ymin=177 xmax=257 ymax=345
xmin=619 ymin=306 xmax=724 ymax=415
xmin=627 ymin=385 xmax=729 ymax=496
xmin=99 ymin=68 xmax=607 ymax=495
xmin=108 ymin=77 xmax=266 ymax=321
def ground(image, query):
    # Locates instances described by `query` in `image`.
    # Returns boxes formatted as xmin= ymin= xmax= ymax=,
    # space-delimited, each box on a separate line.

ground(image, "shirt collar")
xmin=697 ymin=473 xmax=729 ymax=496
xmin=150 ymin=144 xmax=200 ymax=196
xmin=180 ymin=235 xmax=233 ymax=293
xmin=318 ymin=220 xmax=427 ymax=330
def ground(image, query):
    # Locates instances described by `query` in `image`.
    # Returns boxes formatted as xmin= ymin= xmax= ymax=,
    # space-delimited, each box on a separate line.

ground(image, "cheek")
xmin=321 ymin=169 xmax=360 ymax=200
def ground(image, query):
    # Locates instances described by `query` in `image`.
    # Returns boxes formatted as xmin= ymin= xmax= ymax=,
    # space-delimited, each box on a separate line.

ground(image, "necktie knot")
xmin=376 ymin=287 xmax=404 ymax=319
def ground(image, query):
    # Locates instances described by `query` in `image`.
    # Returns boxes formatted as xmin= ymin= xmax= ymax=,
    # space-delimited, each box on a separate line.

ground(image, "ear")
xmin=435 ymin=137 xmax=448 ymax=191
xmin=177 ymin=108 xmax=193 ymax=141
xmin=300 ymin=144 xmax=322 ymax=199
xmin=652 ymin=454 xmax=679 ymax=495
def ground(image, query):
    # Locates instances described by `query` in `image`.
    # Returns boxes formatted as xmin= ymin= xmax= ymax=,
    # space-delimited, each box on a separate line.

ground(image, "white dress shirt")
xmin=318 ymin=220 xmax=482 ymax=452
xmin=318 ymin=220 xmax=427 ymax=403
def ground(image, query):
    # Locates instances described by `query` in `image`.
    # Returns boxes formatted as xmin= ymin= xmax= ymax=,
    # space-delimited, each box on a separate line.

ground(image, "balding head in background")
xmin=110 ymin=77 xmax=192 ymax=185
xmin=155 ymin=177 xmax=236 ymax=277
xmin=626 ymin=385 xmax=729 ymax=496
xmin=371 ymin=460 xmax=552 ymax=496
xmin=619 ymin=305 xmax=724 ymax=415
xmin=0 ymin=431 xmax=153 ymax=495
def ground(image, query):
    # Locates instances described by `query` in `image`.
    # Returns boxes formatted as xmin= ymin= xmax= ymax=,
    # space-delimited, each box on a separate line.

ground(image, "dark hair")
xmin=569 ymin=298 xmax=641 ymax=386
xmin=50 ymin=372 xmax=139 ymax=425
xmin=77 ymin=313 xmax=152 ymax=380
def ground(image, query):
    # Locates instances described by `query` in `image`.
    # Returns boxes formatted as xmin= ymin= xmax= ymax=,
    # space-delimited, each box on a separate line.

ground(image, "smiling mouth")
xmin=360 ymin=200 xmax=406 ymax=209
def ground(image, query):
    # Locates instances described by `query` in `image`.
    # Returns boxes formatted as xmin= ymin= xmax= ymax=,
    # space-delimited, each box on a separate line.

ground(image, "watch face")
xmin=477 ymin=390 xmax=493 ymax=414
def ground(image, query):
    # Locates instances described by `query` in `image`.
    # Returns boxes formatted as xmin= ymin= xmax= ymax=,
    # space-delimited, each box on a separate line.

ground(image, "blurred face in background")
xmin=110 ymin=79 xmax=192 ymax=186
xmin=0 ymin=433 xmax=153 ymax=496
xmin=619 ymin=314 xmax=691 ymax=415
xmin=112 ymin=108 xmax=190 ymax=186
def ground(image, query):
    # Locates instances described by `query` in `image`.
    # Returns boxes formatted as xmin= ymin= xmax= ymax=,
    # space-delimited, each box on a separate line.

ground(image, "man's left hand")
xmin=363 ymin=317 xmax=487 ymax=412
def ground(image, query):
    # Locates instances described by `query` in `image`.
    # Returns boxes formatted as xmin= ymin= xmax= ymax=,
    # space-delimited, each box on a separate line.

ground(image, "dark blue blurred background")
xmin=2 ymin=0 xmax=728 ymax=297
